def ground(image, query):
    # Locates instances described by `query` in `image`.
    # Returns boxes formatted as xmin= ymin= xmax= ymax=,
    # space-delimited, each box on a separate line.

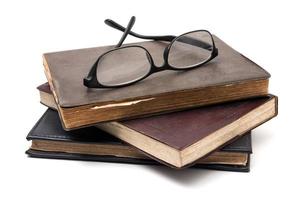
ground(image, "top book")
xmin=43 ymin=36 xmax=270 ymax=130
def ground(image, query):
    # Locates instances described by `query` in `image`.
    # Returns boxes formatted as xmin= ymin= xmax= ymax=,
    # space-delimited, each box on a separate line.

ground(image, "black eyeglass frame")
xmin=84 ymin=16 xmax=218 ymax=88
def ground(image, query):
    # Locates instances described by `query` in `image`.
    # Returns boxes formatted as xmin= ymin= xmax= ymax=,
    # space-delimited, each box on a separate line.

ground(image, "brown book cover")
xmin=97 ymin=95 xmax=277 ymax=168
xmin=43 ymin=36 xmax=270 ymax=129
xmin=37 ymin=83 xmax=277 ymax=169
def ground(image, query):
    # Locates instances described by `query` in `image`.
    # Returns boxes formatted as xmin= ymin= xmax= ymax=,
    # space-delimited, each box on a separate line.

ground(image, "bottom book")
xmin=26 ymin=109 xmax=252 ymax=172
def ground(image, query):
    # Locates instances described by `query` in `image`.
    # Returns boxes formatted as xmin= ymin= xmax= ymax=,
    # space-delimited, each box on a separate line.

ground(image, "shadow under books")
xmin=142 ymin=165 xmax=221 ymax=185
xmin=79 ymin=160 xmax=219 ymax=185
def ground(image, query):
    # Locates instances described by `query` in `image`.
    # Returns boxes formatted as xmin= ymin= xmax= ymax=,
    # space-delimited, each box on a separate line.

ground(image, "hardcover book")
xmin=43 ymin=36 xmax=270 ymax=129
xmin=37 ymin=83 xmax=277 ymax=168
xmin=26 ymin=109 xmax=252 ymax=172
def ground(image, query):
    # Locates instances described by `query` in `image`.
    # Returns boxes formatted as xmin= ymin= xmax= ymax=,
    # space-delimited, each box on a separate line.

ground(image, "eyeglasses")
xmin=84 ymin=16 xmax=218 ymax=88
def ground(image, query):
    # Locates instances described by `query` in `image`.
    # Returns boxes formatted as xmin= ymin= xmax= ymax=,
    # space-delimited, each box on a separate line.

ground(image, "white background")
xmin=0 ymin=0 xmax=299 ymax=199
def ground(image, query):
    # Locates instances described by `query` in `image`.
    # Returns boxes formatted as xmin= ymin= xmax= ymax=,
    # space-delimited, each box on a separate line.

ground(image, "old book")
xmin=43 ymin=36 xmax=270 ymax=129
xmin=26 ymin=109 xmax=252 ymax=172
xmin=97 ymin=96 xmax=277 ymax=168
xmin=37 ymin=83 xmax=277 ymax=169
xmin=38 ymin=83 xmax=57 ymax=109
xmin=26 ymin=150 xmax=250 ymax=172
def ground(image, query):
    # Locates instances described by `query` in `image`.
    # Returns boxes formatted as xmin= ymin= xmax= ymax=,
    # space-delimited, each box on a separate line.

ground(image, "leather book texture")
xmin=120 ymin=97 xmax=271 ymax=151
xmin=43 ymin=35 xmax=270 ymax=129
xmin=26 ymin=109 xmax=251 ymax=172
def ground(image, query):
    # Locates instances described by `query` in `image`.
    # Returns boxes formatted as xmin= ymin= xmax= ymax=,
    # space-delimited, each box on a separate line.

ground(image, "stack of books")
xmin=26 ymin=36 xmax=278 ymax=172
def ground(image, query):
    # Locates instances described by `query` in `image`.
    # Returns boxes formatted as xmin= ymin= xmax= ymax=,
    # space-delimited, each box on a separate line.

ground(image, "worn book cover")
xmin=97 ymin=95 xmax=277 ymax=168
xmin=43 ymin=36 xmax=270 ymax=129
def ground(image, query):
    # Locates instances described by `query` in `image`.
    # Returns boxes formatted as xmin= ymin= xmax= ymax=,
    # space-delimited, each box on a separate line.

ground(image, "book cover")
xmin=97 ymin=95 xmax=277 ymax=168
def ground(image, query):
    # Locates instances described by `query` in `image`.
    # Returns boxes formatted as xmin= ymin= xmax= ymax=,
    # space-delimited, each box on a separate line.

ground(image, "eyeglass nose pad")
xmin=83 ymin=77 xmax=92 ymax=87
xmin=162 ymin=45 xmax=171 ymax=64
xmin=145 ymin=52 xmax=152 ymax=64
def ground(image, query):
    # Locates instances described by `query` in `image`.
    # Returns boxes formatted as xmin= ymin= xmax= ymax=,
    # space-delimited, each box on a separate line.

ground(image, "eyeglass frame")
xmin=84 ymin=16 xmax=218 ymax=88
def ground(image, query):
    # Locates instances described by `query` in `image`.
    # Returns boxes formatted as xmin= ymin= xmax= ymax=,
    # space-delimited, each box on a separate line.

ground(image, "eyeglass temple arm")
xmin=105 ymin=18 xmax=214 ymax=51
xmin=105 ymin=18 xmax=175 ymax=42
xmin=115 ymin=16 xmax=136 ymax=48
